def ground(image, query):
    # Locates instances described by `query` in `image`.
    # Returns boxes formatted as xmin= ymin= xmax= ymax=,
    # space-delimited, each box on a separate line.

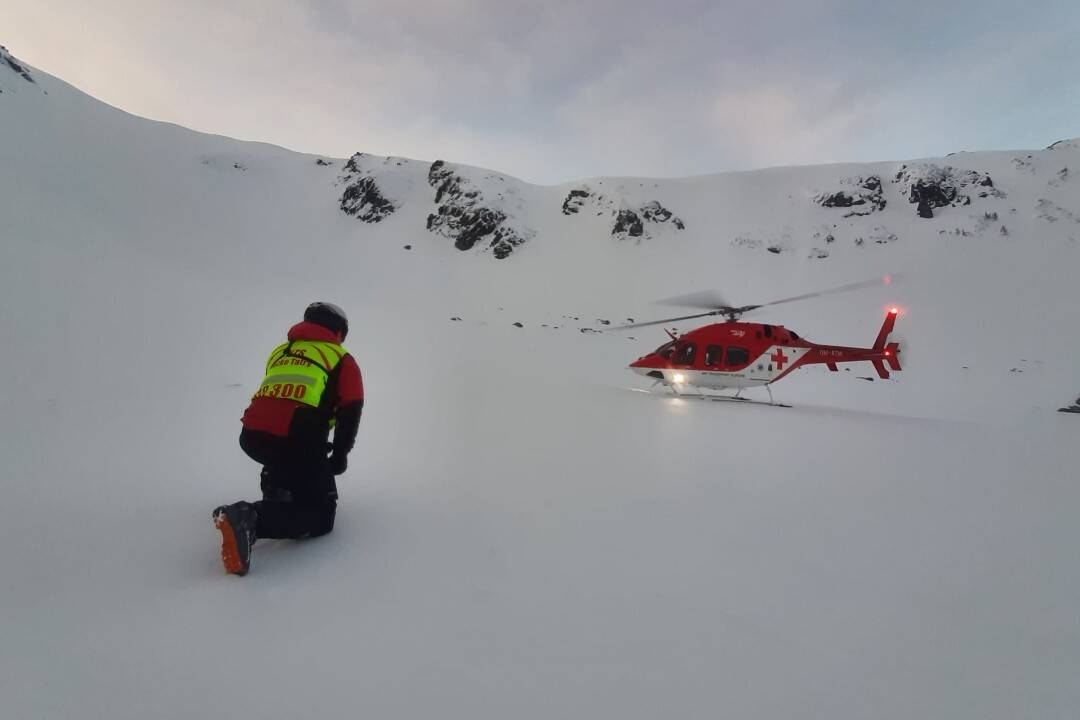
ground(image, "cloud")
xmin=2 ymin=0 xmax=1078 ymax=183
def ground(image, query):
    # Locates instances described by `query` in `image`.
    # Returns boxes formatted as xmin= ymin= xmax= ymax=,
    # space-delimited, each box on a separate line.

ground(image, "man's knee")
xmin=307 ymin=501 xmax=337 ymax=537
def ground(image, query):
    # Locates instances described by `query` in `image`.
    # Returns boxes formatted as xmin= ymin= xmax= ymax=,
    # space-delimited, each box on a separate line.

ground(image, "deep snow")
xmin=2 ymin=49 xmax=1079 ymax=719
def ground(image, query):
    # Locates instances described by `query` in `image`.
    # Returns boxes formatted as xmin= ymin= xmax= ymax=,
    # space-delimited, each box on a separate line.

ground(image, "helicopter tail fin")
xmin=873 ymin=308 xmax=899 ymax=350
xmin=870 ymin=309 xmax=901 ymax=378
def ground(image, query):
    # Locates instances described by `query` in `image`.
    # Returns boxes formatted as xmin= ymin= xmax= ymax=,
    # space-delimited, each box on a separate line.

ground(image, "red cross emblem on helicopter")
xmin=770 ymin=348 xmax=789 ymax=369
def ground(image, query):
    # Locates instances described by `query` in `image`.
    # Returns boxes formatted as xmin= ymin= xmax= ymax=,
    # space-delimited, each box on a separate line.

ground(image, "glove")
xmin=328 ymin=451 xmax=348 ymax=476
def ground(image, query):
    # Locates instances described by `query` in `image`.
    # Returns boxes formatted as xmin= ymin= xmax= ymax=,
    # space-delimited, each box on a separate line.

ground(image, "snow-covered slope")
xmin=2 ymin=48 xmax=1079 ymax=719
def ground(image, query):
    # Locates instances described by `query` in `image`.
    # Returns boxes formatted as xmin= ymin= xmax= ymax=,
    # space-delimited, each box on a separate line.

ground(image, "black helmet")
xmin=304 ymin=302 xmax=348 ymax=339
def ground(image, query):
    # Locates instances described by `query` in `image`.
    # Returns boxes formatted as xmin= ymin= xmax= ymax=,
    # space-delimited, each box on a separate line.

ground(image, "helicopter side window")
xmin=704 ymin=345 xmax=724 ymax=367
xmin=674 ymin=343 xmax=697 ymax=366
xmin=655 ymin=341 xmax=676 ymax=360
xmin=726 ymin=346 xmax=750 ymax=367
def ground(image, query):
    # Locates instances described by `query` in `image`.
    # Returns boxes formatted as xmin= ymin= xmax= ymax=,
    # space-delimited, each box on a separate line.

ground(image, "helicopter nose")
xmin=629 ymin=355 xmax=662 ymax=376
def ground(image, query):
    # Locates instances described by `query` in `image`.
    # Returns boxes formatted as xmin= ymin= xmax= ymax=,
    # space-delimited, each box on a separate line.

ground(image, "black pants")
xmin=239 ymin=429 xmax=337 ymax=539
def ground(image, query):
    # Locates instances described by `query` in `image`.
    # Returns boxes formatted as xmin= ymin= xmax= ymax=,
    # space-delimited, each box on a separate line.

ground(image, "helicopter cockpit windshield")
xmin=654 ymin=341 xmax=676 ymax=359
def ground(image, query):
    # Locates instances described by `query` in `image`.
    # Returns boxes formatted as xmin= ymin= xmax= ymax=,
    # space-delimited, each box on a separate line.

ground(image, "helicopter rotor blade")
xmin=752 ymin=275 xmax=900 ymax=311
xmin=617 ymin=274 xmax=900 ymax=331
xmin=613 ymin=311 xmax=723 ymax=330
xmin=653 ymin=290 xmax=733 ymax=311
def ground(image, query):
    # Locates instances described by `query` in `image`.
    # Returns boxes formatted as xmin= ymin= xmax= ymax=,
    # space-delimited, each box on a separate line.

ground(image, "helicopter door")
xmin=704 ymin=345 xmax=724 ymax=368
xmin=673 ymin=342 xmax=697 ymax=366
xmin=725 ymin=346 xmax=751 ymax=369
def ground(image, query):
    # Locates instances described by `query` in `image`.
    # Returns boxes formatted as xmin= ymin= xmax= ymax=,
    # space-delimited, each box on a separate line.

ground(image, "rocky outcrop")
xmin=816 ymin=175 xmax=885 ymax=217
xmin=892 ymin=164 xmax=1001 ymax=219
xmin=338 ymin=154 xmax=398 ymax=223
xmin=640 ymin=200 xmax=685 ymax=229
xmin=341 ymin=177 xmax=396 ymax=222
xmin=611 ymin=201 xmax=684 ymax=240
xmin=426 ymin=160 xmax=528 ymax=259
xmin=561 ymin=188 xmax=591 ymax=215
xmin=562 ymin=186 xmax=685 ymax=240
xmin=0 ymin=46 xmax=35 ymax=84
xmin=612 ymin=209 xmax=644 ymax=239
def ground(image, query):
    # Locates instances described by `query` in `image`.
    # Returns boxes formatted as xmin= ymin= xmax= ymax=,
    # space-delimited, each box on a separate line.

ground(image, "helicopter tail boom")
xmin=802 ymin=310 xmax=902 ymax=379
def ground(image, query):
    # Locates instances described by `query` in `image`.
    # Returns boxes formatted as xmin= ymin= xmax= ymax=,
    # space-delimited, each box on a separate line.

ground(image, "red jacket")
xmin=242 ymin=322 xmax=364 ymax=438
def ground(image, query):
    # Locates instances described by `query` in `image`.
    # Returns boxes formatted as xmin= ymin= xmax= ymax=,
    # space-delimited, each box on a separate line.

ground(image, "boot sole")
xmin=214 ymin=512 xmax=249 ymax=576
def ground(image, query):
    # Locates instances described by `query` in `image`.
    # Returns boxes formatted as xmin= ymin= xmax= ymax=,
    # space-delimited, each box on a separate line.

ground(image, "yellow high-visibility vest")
xmin=253 ymin=340 xmax=347 ymax=409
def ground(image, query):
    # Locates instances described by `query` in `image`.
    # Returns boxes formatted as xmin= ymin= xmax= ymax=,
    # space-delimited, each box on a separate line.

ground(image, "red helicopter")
xmin=621 ymin=278 xmax=902 ymax=405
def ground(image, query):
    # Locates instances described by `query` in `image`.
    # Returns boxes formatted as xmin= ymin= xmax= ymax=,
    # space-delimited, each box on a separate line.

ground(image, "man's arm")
xmin=329 ymin=355 xmax=364 ymax=474
xmin=332 ymin=400 xmax=363 ymax=457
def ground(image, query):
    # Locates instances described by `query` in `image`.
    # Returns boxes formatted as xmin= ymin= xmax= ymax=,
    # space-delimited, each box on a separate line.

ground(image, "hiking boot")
xmin=212 ymin=502 xmax=257 ymax=576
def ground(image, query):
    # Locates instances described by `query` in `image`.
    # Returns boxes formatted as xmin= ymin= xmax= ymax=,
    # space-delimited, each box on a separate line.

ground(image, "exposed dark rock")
xmin=639 ymin=200 xmax=685 ymax=230
xmin=315 ymin=158 xmax=333 ymax=166
xmin=817 ymin=175 xmax=885 ymax=217
xmin=338 ymin=153 xmax=400 ymax=223
xmin=613 ymin=209 xmax=644 ymax=239
xmin=767 ymin=246 xmax=783 ymax=254
xmin=640 ymin=201 xmax=671 ymax=222
xmin=404 ymin=244 xmax=412 ymax=250
xmin=893 ymin=164 xmax=1000 ymax=218
xmin=911 ymin=179 xmax=957 ymax=212
xmin=820 ymin=192 xmax=858 ymax=208
xmin=563 ymin=188 xmax=684 ymax=238
xmin=0 ymin=48 xmax=36 ymax=84
xmin=450 ymin=317 xmax=462 ymax=322
xmin=562 ymin=188 xmax=591 ymax=215
xmin=1059 ymin=395 xmax=1080 ymax=413
xmin=513 ymin=322 xmax=524 ymax=328
xmin=425 ymin=160 xmax=528 ymax=259
xmin=917 ymin=196 xmax=934 ymax=218
xmin=340 ymin=176 xmax=396 ymax=223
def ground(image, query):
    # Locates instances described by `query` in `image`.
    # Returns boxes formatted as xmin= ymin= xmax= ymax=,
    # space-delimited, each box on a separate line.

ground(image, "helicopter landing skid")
xmin=668 ymin=381 xmax=790 ymax=408
xmin=694 ymin=393 xmax=791 ymax=408
xmin=629 ymin=384 xmax=791 ymax=408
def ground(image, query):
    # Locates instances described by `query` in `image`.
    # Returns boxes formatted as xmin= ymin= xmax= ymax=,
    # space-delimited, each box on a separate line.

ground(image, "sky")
xmin=2 ymin=0 xmax=1079 ymax=184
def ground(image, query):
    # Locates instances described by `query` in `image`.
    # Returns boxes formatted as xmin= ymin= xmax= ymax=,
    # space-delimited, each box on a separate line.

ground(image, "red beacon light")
xmin=889 ymin=307 xmax=899 ymax=315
